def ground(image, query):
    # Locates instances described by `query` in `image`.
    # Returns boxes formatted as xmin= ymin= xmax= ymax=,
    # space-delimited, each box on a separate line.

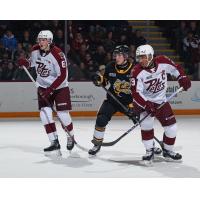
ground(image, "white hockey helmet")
xmin=136 ymin=44 xmax=154 ymax=67
xmin=37 ymin=30 xmax=53 ymax=44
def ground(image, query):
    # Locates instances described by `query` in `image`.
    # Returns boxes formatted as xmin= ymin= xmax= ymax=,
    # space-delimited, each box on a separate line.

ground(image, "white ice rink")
xmin=0 ymin=116 xmax=200 ymax=178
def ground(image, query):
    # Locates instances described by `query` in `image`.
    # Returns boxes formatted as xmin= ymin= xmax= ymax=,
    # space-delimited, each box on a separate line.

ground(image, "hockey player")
xmin=88 ymin=45 xmax=161 ymax=156
xmin=18 ymin=30 xmax=75 ymax=155
xmin=131 ymin=44 xmax=191 ymax=163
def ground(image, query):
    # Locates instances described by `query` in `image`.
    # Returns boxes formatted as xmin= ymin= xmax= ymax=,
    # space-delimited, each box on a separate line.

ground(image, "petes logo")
xmin=145 ymin=78 xmax=165 ymax=93
xmin=36 ymin=61 xmax=50 ymax=77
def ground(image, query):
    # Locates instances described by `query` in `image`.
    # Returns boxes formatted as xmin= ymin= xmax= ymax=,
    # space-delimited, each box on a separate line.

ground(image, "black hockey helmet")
xmin=113 ymin=45 xmax=129 ymax=59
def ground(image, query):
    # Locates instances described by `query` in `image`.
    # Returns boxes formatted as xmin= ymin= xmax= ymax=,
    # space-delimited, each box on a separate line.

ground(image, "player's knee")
xmin=40 ymin=107 xmax=54 ymax=124
xmin=140 ymin=118 xmax=154 ymax=130
xmin=57 ymin=111 xmax=72 ymax=126
xmin=96 ymin=114 xmax=110 ymax=127
xmin=164 ymin=123 xmax=177 ymax=138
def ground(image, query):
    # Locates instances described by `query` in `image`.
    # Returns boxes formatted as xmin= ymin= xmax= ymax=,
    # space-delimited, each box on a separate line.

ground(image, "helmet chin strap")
xmin=146 ymin=54 xmax=153 ymax=67
xmin=117 ymin=59 xmax=127 ymax=68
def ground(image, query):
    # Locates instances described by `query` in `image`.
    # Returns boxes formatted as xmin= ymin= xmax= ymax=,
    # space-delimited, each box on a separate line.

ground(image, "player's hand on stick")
xmin=39 ymin=87 xmax=54 ymax=99
xmin=18 ymin=58 xmax=30 ymax=69
xmin=178 ymin=76 xmax=191 ymax=91
xmin=145 ymin=101 xmax=156 ymax=117
xmin=125 ymin=107 xmax=140 ymax=124
xmin=91 ymin=73 xmax=103 ymax=87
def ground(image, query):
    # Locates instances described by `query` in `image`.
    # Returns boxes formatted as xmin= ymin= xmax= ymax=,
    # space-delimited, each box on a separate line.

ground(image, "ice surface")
xmin=0 ymin=116 xmax=200 ymax=178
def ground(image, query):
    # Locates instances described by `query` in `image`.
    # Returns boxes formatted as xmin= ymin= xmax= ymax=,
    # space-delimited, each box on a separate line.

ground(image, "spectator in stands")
xmin=183 ymin=32 xmax=194 ymax=58
xmin=50 ymin=20 xmax=62 ymax=32
xmin=12 ymin=67 xmax=36 ymax=81
xmin=93 ymin=45 xmax=106 ymax=66
xmin=190 ymin=35 xmax=200 ymax=79
xmin=13 ymin=43 xmax=26 ymax=61
xmin=103 ymin=31 xmax=115 ymax=52
xmin=78 ymin=53 xmax=96 ymax=79
xmin=54 ymin=29 xmax=64 ymax=50
xmin=78 ymin=43 xmax=88 ymax=62
xmin=1 ymin=61 xmax=15 ymax=80
xmin=104 ymin=52 xmax=112 ymax=63
xmin=193 ymin=45 xmax=200 ymax=80
xmin=174 ymin=21 xmax=188 ymax=55
xmin=0 ymin=21 xmax=10 ymax=36
xmin=72 ymin=32 xmax=87 ymax=52
xmin=0 ymin=42 xmax=6 ymax=61
xmin=1 ymin=30 xmax=17 ymax=52
xmin=129 ymin=44 xmax=136 ymax=63
xmin=118 ymin=34 xmax=129 ymax=45
xmin=189 ymin=21 xmax=200 ymax=35
xmin=19 ymin=30 xmax=33 ymax=51
xmin=131 ymin=30 xmax=146 ymax=48
xmin=183 ymin=32 xmax=200 ymax=76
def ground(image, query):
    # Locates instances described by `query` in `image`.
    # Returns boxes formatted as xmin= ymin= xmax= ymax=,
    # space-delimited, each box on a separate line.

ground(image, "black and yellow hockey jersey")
xmin=101 ymin=61 xmax=134 ymax=105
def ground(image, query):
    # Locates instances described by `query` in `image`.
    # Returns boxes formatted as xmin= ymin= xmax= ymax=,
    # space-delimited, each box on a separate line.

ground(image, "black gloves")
xmin=125 ymin=107 xmax=140 ymax=124
xmin=91 ymin=73 xmax=103 ymax=87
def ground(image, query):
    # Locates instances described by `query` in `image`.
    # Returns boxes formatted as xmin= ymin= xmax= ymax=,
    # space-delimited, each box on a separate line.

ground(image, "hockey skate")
xmin=142 ymin=148 xmax=154 ymax=166
xmin=88 ymin=139 xmax=102 ymax=156
xmin=67 ymin=135 xmax=75 ymax=152
xmin=44 ymin=139 xmax=61 ymax=156
xmin=163 ymin=149 xmax=182 ymax=162
xmin=154 ymin=147 xmax=162 ymax=155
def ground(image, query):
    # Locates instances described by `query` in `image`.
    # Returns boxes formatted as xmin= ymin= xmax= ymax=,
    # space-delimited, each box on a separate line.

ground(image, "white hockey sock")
xmin=163 ymin=124 xmax=177 ymax=151
xmin=40 ymin=107 xmax=58 ymax=142
xmin=93 ymin=126 xmax=105 ymax=142
xmin=143 ymin=139 xmax=154 ymax=150
xmin=57 ymin=111 xmax=74 ymax=136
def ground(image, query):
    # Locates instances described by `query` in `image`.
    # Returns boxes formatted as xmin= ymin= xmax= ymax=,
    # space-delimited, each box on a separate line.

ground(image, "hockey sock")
xmin=141 ymin=129 xmax=154 ymax=150
xmin=40 ymin=107 xmax=58 ymax=143
xmin=57 ymin=111 xmax=74 ymax=136
xmin=163 ymin=124 xmax=177 ymax=151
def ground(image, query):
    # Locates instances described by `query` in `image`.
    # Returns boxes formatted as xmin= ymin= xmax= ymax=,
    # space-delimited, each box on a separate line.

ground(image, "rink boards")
xmin=0 ymin=81 xmax=199 ymax=117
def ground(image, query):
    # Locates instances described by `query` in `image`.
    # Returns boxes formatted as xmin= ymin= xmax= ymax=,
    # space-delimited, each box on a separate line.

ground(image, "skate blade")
xmin=140 ymin=160 xmax=154 ymax=166
xmin=164 ymin=157 xmax=182 ymax=163
xmin=88 ymin=154 xmax=97 ymax=158
xmin=68 ymin=152 xmax=81 ymax=158
xmin=44 ymin=149 xmax=62 ymax=157
xmin=154 ymin=153 xmax=162 ymax=157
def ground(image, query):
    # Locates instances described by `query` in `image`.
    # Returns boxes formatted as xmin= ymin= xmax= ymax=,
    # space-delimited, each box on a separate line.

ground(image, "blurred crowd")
xmin=67 ymin=20 xmax=146 ymax=80
xmin=157 ymin=20 xmax=200 ymax=80
xmin=0 ymin=20 xmax=147 ymax=81
xmin=1 ymin=20 xmax=200 ymax=81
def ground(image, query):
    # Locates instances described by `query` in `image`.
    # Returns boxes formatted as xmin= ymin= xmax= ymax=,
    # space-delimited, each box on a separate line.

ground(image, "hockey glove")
xmin=125 ymin=107 xmax=140 ymax=124
xmin=39 ymin=87 xmax=54 ymax=99
xmin=145 ymin=101 xmax=156 ymax=117
xmin=91 ymin=73 xmax=103 ymax=87
xmin=18 ymin=58 xmax=30 ymax=69
xmin=178 ymin=76 xmax=191 ymax=91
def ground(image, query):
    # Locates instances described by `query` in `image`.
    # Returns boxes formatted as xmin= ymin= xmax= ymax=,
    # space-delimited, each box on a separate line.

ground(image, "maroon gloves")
xmin=145 ymin=101 xmax=156 ymax=116
xmin=18 ymin=58 xmax=30 ymax=68
xmin=178 ymin=76 xmax=191 ymax=91
xmin=39 ymin=87 xmax=54 ymax=99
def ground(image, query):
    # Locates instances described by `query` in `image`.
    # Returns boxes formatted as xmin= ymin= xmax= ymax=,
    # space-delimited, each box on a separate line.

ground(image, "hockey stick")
xmin=23 ymin=66 xmax=89 ymax=152
xmin=101 ymin=86 xmax=129 ymax=113
xmin=101 ymin=85 xmax=163 ymax=147
xmin=101 ymin=87 xmax=183 ymax=147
